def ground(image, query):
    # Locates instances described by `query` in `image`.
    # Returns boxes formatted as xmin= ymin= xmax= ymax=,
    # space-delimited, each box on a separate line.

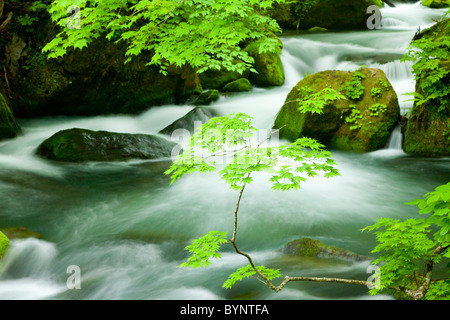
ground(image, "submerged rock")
xmin=282 ymin=237 xmax=371 ymax=262
xmin=273 ymin=68 xmax=400 ymax=152
xmin=0 ymin=93 xmax=21 ymax=141
xmin=194 ymin=90 xmax=220 ymax=106
xmin=36 ymin=128 xmax=179 ymax=162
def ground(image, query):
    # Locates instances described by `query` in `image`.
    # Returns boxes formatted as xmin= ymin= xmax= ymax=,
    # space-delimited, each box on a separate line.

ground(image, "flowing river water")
xmin=0 ymin=2 xmax=449 ymax=300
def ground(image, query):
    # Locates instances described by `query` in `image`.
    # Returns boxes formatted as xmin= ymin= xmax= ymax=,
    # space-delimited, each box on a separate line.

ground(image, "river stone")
xmin=273 ymin=68 xmax=400 ymax=152
xmin=244 ymin=38 xmax=285 ymax=87
xmin=0 ymin=232 xmax=9 ymax=259
xmin=282 ymin=237 xmax=371 ymax=262
xmin=222 ymin=78 xmax=252 ymax=92
xmin=159 ymin=107 xmax=213 ymax=136
xmin=194 ymin=90 xmax=220 ymax=106
xmin=36 ymin=128 xmax=179 ymax=162
xmin=403 ymin=19 xmax=450 ymax=157
xmin=0 ymin=93 xmax=21 ymax=141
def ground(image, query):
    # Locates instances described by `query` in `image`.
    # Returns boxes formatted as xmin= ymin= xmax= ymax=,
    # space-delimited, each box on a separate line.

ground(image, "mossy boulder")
xmin=422 ymin=0 xmax=450 ymax=8
xmin=0 ymin=231 xmax=9 ymax=260
xmin=1 ymin=6 xmax=200 ymax=117
xmin=194 ymin=90 xmax=220 ymax=106
xmin=36 ymin=128 xmax=179 ymax=162
xmin=282 ymin=238 xmax=371 ymax=262
xmin=222 ymin=78 xmax=252 ymax=92
xmin=0 ymin=92 xmax=21 ymax=141
xmin=244 ymin=39 xmax=285 ymax=87
xmin=266 ymin=0 xmax=383 ymax=31
xmin=273 ymin=68 xmax=400 ymax=152
xmin=198 ymin=35 xmax=285 ymax=90
xmin=199 ymin=68 xmax=249 ymax=90
xmin=403 ymin=20 xmax=450 ymax=157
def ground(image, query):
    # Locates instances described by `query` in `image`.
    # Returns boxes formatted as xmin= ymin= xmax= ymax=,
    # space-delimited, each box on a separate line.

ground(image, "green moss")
xmin=199 ymin=68 xmax=248 ymax=90
xmin=274 ymin=68 xmax=400 ymax=152
xmin=283 ymin=237 xmax=371 ymax=262
xmin=0 ymin=232 xmax=10 ymax=260
xmin=0 ymin=93 xmax=22 ymax=141
xmin=422 ymin=0 xmax=450 ymax=8
xmin=308 ymin=26 xmax=328 ymax=33
xmin=244 ymin=39 xmax=285 ymax=87
xmin=222 ymin=78 xmax=252 ymax=92
xmin=194 ymin=90 xmax=220 ymax=106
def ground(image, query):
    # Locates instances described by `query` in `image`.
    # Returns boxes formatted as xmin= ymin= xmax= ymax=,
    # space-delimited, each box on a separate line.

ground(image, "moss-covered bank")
xmin=403 ymin=19 xmax=450 ymax=157
xmin=0 ymin=92 xmax=21 ymax=141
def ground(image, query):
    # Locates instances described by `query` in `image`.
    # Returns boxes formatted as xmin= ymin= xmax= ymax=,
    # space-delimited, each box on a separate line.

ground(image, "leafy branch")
xmin=42 ymin=0 xmax=286 ymax=75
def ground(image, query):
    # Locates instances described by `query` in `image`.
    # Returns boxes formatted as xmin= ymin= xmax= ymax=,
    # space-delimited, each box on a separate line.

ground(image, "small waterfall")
xmin=386 ymin=124 xmax=403 ymax=150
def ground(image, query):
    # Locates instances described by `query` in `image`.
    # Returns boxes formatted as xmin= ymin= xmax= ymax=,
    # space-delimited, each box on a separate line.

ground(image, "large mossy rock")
xmin=222 ymin=78 xmax=252 ymax=92
xmin=282 ymin=238 xmax=371 ymax=262
xmin=0 ymin=231 xmax=9 ymax=260
xmin=403 ymin=19 xmax=450 ymax=157
xmin=422 ymin=0 xmax=450 ymax=8
xmin=273 ymin=68 xmax=400 ymax=152
xmin=244 ymin=38 xmax=285 ymax=87
xmin=36 ymin=128 xmax=178 ymax=162
xmin=0 ymin=93 xmax=21 ymax=141
xmin=198 ymin=36 xmax=284 ymax=90
xmin=267 ymin=0 xmax=383 ymax=31
xmin=1 ymin=6 xmax=200 ymax=118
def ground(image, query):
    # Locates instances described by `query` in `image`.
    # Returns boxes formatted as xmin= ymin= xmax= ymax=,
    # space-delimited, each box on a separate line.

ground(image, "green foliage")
xmin=165 ymin=112 xmax=339 ymax=191
xmin=223 ymin=265 xmax=281 ymax=289
xmin=401 ymin=25 xmax=450 ymax=113
xmin=340 ymin=68 xmax=366 ymax=101
xmin=345 ymin=104 xmax=363 ymax=131
xmin=167 ymin=112 xmax=339 ymax=288
xmin=180 ymin=231 xmax=228 ymax=268
xmin=370 ymin=87 xmax=382 ymax=98
xmin=363 ymin=182 xmax=450 ymax=299
xmin=368 ymin=103 xmax=387 ymax=116
xmin=296 ymin=86 xmax=346 ymax=114
xmin=290 ymin=0 xmax=317 ymax=29
xmin=17 ymin=14 xmax=39 ymax=27
xmin=43 ymin=0 xmax=286 ymax=75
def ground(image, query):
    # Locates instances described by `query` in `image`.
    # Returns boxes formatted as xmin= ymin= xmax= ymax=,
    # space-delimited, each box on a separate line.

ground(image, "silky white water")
xmin=0 ymin=2 xmax=449 ymax=300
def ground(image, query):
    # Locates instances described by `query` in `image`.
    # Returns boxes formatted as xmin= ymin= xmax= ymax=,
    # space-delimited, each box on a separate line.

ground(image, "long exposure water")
xmin=0 ymin=1 xmax=448 ymax=300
